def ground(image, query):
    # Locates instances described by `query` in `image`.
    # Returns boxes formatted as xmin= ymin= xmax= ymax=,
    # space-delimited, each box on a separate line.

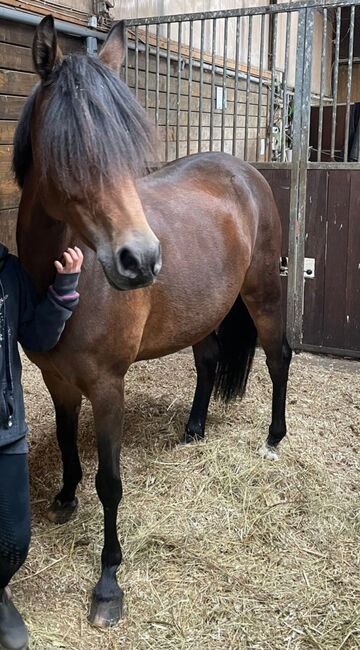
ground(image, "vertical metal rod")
xmin=124 ymin=25 xmax=128 ymax=85
xmin=134 ymin=25 xmax=139 ymax=98
xmin=232 ymin=16 xmax=240 ymax=156
xmin=176 ymin=22 xmax=182 ymax=159
xmin=198 ymin=19 xmax=205 ymax=152
xmin=287 ymin=8 xmax=314 ymax=350
xmin=221 ymin=18 xmax=228 ymax=152
xmin=187 ymin=20 xmax=193 ymax=156
xmin=244 ymin=15 xmax=253 ymax=160
xmin=155 ymin=24 xmax=160 ymax=130
xmin=145 ymin=24 xmax=149 ymax=111
xmin=268 ymin=13 xmax=278 ymax=161
xmin=344 ymin=5 xmax=355 ymax=162
xmin=210 ymin=18 xmax=216 ymax=152
xmin=281 ymin=12 xmax=291 ymax=162
xmin=165 ymin=22 xmax=171 ymax=162
xmin=330 ymin=7 xmax=341 ymax=161
xmin=256 ymin=14 xmax=265 ymax=161
xmin=317 ymin=8 xmax=327 ymax=162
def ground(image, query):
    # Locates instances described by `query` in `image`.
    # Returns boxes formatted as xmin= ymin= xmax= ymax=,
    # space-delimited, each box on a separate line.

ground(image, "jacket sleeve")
xmin=17 ymin=265 xmax=80 ymax=353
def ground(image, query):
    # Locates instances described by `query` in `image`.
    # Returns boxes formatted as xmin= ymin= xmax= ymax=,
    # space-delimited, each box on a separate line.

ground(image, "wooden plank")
xmin=0 ymin=20 xmax=34 ymax=48
xmin=322 ymin=170 xmax=351 ymax=348
xmin=0 ymin=176 xmax=19 ymax=210
xmin=0 ymin=121 xmax=16 ymax=144
xmin=0 ymin=145 xmax=13 ymax=175
xmin=302 ymin=170 xmax=328 ymax=347
xmin=0 ymin=69 xmax=37 ymax=96
xmin=0 ymin=43 xmax=33 ymax=73
xmin=0 ymin=95 xmax=26 ymax=119
xmin=0 ymin=19 xmax=85 ymax=55
xmin=0 ymin=1 xmax=92 ymax=28
xmin=0 ymin=208 xmax=17 ymax=253
xmin=344 ymin=171 xmax=360 ymax=350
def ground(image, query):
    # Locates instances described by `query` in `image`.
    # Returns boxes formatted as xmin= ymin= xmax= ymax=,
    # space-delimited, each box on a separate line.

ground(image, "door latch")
xmin=279 ymin=257 xmax=315 ymax=279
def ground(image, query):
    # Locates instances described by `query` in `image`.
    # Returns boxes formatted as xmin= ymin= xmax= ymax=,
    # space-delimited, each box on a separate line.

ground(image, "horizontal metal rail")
xmin=124 ymin=0 xmax=360 ymax=26
xmin=0 ymin=4 xmax=106 ymax=40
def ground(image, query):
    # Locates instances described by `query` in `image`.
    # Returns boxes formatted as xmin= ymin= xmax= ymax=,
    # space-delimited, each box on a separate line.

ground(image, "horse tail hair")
xmin=214 ymin=295 xmax=257 ymax=403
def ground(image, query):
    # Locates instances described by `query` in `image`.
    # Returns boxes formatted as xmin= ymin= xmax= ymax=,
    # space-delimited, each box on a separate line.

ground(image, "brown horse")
xmin=14 ymin=15 xmax=292 ymax=628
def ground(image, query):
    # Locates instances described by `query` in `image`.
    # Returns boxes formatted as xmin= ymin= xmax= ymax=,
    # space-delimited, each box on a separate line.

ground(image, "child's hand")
xmin=54 ymin=247 xmax=84 ymax=274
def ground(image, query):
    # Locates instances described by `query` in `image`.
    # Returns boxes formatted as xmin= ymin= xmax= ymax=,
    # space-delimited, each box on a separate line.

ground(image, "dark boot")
xmin=0 ymin=588 xmax=28 ymax=650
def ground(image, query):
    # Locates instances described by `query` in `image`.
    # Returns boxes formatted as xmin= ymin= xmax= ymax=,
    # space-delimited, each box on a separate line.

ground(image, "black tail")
xmin=214 ymin=296 xmax=257 ymax=403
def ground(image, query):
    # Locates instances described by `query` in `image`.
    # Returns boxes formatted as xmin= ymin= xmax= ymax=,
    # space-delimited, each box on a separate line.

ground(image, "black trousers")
xmin=0 ymin=453 xmax=31 ymax=589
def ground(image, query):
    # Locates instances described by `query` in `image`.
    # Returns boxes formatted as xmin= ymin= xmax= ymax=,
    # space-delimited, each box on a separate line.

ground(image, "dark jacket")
xmin=0 ymin=243 xmax=79 ymax=452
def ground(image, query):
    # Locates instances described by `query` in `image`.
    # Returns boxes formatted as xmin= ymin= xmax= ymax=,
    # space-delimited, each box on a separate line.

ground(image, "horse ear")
xmin=33 ymin=15 xmax=62 ymax=81
xmin=99 ymin=21 xmax=126 ymax=75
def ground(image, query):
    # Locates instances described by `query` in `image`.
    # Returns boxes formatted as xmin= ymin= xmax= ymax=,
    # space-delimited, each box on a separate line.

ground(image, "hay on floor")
xmin=12 ymin=350 xmax=360 ymax=650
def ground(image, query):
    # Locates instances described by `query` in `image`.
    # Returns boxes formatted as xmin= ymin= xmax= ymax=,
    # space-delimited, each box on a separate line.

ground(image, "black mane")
xmin=13 ymin=54 xmax=158 ymax=193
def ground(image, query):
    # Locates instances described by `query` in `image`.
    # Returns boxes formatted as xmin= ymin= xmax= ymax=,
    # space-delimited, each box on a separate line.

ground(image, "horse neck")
xmin=17 ymin=172 xmax=71 ymax=294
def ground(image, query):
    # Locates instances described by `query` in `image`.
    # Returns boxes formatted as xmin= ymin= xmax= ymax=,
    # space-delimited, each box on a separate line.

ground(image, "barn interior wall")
xmin=125 ymin=46 xmax=269 ymax=162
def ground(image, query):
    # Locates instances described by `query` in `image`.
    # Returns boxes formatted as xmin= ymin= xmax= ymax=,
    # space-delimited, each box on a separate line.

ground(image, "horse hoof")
xmin=258 ymin=442 xmax=279 ymax=461
xmin=88 ymin=592 xmax=124 ymax=628
xmin=179 ymin=430 xmax=204 ymax=445
xmin=47 ymin=497 xmax=79 ymax=524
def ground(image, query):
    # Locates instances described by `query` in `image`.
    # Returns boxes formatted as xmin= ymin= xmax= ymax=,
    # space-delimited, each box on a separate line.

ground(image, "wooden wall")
xmin=260 ymin=168 xmax=360 ymax=355
xmin=0 ymin=19 xmax=85 ymax=252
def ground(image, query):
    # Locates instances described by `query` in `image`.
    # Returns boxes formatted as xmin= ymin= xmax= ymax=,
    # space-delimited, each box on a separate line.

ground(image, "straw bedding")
xmin=12 ymin=350 xmax=360 ymax=650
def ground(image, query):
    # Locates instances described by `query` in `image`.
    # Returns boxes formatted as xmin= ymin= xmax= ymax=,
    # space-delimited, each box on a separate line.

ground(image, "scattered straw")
xmin=12 ymin=349 xmax=360 ymax=649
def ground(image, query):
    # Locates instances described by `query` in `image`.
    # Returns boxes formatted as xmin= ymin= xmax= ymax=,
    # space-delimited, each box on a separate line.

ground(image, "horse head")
xmin=14 ymin=15 xmax=162 ymax=290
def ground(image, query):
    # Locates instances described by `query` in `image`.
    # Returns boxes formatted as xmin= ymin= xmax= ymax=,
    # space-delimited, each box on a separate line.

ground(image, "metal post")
xmin=287 ymin=8 xmax=314 ymax=350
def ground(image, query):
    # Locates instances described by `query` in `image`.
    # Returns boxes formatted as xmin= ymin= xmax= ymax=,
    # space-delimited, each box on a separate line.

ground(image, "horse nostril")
xmin=119 ymin=247 xmax=140 ymax=276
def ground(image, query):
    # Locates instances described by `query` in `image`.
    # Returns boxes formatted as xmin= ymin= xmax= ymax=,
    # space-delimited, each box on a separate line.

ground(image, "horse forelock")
xmin=13 ymin=54 xmax=158 ymax=194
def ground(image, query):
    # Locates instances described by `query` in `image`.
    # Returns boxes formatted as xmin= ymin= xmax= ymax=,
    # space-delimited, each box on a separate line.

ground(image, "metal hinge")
xmin=280 ymin=256 xmax=315 ymax=279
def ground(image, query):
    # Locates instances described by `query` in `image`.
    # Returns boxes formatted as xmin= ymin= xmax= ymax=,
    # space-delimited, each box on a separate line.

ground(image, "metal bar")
xmin=252 ymin=161 xmax=292 ymax=170
xmin=281 ymin=12 xmax=291 ymax=162
xmin=187 ymin=20 xmax=193 ymax=156
xmin=343 ymin=5 xmax=355 ymax=162
xmin=124 ymin=23 xmax=128 ymax=85
xmin=268 ymin=13 xmax=278 ymax=161
xmin=221 ymin=18 xmax=228 ymax=152
xmin=330 ymin=7 xmax=341 ymax=161
xmin=244 ymin=15 xmax=253 ymax=160
xmin=0 ymin=5 xmax=107 ymax=40
xmin=317 ymin=8 xmax=327 ymax=162
xmin=165 ymin=22 xmax=171 ymax=161
xmin=176 ymin=22 xmax=182 ymax=159
xmin=300 ymin=343 xmax=360 ymax=360
xmin=134 ymin=25 xmax=139 ymax=98
xmin=124 ymin=0 xmax=360 ymax=26
xmin=307 ymin=161 xmax=360 ymax=169
xmin=155 ymin=24 xmax=160 ymax=130
xmin=210 ymin=18 xmax=216 ymax=152
xmin=145 ymin=24 xmax=149 ymax=111
xmin=232 ymin=16 xmax=241 ymax=157
xmin=256 ymin=14 xmax=265 ymax=160
xmin=287 ymin=8 xmax=314 ymax=349
xmin=198 ymin=20 xmax=205 ymax=152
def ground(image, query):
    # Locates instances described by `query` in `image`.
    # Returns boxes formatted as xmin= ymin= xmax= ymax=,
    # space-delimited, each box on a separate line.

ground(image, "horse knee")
xmin=95 ymin=472 xmax=123 ymax=508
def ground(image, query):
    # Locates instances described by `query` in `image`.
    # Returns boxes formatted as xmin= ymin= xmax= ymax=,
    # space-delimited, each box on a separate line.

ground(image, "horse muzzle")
xmin=100 ymin=237 xmax=162 ymax=291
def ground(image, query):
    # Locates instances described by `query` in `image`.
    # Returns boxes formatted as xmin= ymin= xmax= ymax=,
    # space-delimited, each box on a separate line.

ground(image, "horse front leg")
xmin=43 ymin=372 xmax=83 ymax=524
xmin=88 ymin=376 xmax=125 ymax=628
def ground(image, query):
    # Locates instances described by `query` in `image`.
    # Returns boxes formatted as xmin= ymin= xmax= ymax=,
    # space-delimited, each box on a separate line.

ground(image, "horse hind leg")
xmin=241 ymin=279 xmax=292 ymax=461
xmin=183 ymin=296 xmax=258 ymax=444
xmin=182 ymin=333 xmax=220 ymax=443
xmin=43 ymin=372 xmax=83 ymax=524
